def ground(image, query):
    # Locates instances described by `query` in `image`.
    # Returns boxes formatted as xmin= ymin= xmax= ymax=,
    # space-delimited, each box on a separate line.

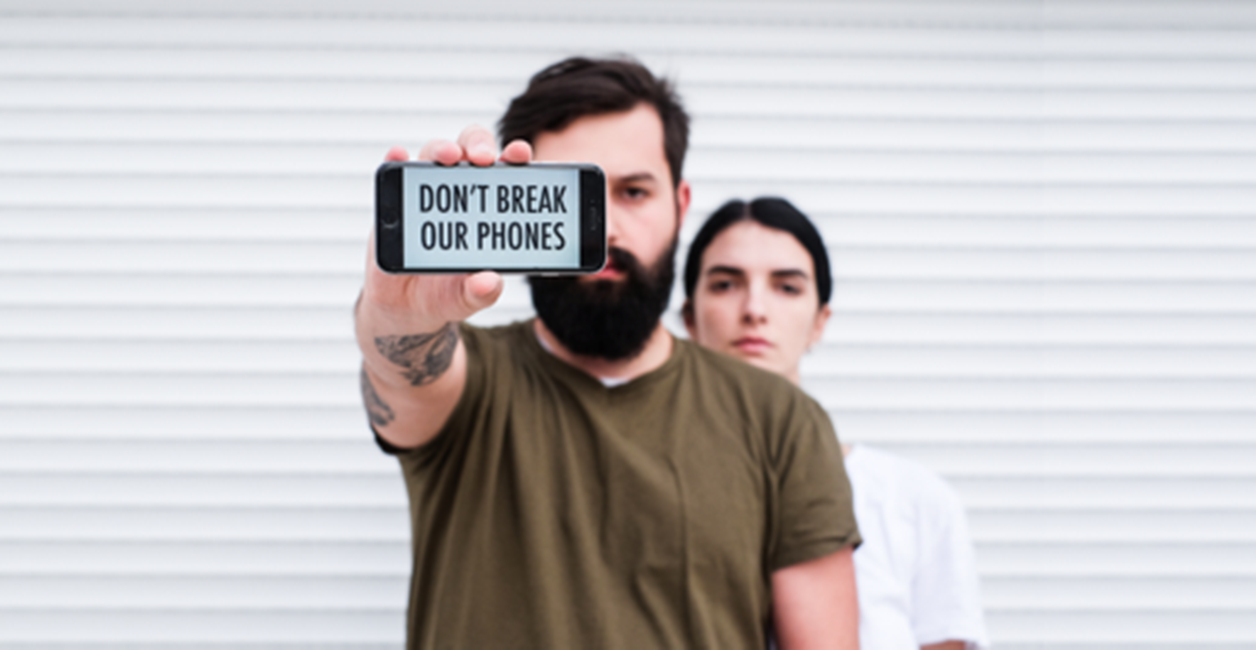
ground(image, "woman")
xmin=682 ymin=197 xmax=990 ymax=650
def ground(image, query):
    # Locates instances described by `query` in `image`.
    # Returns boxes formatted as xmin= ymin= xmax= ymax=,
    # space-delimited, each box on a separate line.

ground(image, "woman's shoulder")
xmin=846 ymin=445 xmax=965 ymax=515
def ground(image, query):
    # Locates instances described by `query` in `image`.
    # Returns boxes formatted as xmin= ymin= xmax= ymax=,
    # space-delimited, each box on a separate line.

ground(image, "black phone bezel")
xmin=375 ymin=161 xmax=606 ymax=274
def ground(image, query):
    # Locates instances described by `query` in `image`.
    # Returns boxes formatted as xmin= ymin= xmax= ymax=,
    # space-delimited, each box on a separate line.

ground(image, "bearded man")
xmin=356 ymin=57 xmax=861 ymax=650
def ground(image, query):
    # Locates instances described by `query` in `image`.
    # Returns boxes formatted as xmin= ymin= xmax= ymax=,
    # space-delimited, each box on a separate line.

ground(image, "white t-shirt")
xmin=844 ymin=445 xmax=989 ymax=650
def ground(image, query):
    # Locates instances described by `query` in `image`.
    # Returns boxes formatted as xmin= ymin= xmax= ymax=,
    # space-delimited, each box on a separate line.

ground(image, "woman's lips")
xmin=733 ymin=337 xmax=772 ymax=354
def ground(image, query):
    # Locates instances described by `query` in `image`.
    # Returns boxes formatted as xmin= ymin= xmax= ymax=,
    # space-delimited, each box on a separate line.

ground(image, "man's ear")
xmin=675 ymin=179 xmax=692 ymax=229
xmin=682 ymin=300 xmax=697 ymax=338
xmin=809 ymin=304 xmax=832 ymax=349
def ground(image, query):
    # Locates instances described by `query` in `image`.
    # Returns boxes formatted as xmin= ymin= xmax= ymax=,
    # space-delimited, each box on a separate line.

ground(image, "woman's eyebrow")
xmin=771 ymin=269 xmax=810 ymax=280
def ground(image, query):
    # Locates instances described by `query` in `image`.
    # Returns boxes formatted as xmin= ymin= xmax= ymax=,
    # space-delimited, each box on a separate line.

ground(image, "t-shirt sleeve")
xmin=370 ymin=323 xmax=490 ymax=467
xmin=769 ymin=394 xmax=862 ymax=571
xmin=910 ymin=478 xmax=990 ymax=649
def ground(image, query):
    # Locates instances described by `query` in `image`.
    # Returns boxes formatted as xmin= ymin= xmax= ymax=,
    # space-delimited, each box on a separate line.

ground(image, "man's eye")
xmin=708 ymin=280 xmax=733 ymax=293
xmin=780 ymin=283 xmax=803 ymax=295
xmin=622 ymin=187 xmax=648 ymax=200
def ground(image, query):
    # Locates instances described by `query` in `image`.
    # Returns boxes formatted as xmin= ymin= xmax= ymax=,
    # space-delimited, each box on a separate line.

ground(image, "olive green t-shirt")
xmin=382 ymin=320 xmax=860 ymax=650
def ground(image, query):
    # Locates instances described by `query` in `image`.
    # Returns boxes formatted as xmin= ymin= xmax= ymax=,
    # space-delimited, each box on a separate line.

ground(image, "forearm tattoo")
xmin=374 ymin=322 xmax=459 ymax=387
xmin=360 ymin=367 xmax=395 ymax=428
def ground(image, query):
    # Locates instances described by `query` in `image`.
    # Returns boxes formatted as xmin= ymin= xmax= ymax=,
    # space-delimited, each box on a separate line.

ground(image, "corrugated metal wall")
xmin=2 ymin=1 xmax=1254 ymax=647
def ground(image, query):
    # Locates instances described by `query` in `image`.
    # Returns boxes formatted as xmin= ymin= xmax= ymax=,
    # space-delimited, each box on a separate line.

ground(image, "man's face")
xmin=532 ymin=103 xmax=691 ymax=279
xmin=527 ymin=104 xmax=692 ymax=360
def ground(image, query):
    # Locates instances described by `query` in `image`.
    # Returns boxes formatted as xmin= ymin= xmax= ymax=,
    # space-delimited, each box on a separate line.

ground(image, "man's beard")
xmin=529 ymin=241 xmax=677 ymax=361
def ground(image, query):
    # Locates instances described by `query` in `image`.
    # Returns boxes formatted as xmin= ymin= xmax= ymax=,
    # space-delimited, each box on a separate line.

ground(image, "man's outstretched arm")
xmin=357 ymin=127 xmax=531 ymax=448
xmin=773 ymin=546 xmax=859 ymax=650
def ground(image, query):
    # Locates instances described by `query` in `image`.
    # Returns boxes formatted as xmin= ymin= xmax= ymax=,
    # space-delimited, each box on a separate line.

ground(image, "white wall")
xmin=1 ymin=1 xmax=1254 ymax=647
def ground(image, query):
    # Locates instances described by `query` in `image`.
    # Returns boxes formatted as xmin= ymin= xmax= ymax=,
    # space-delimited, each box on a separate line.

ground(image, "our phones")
xmin=375 ymin=161 xmax=606 ymax=273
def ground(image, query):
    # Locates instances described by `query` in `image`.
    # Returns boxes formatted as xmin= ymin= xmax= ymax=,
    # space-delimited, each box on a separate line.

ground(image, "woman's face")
xmin=685 ymin=220 xmax=831 ymax=384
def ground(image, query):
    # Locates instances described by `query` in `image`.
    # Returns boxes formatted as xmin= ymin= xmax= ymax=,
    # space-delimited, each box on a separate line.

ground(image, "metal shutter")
xmin=2 ymin=1 xmax=1253 ymax=647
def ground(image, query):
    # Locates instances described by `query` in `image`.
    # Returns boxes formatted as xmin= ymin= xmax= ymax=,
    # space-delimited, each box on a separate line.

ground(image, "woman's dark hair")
xmin=498 ymin=56 xmax=689 ymax=188
xmin=683 ymin=197 xmax=832 ymax=306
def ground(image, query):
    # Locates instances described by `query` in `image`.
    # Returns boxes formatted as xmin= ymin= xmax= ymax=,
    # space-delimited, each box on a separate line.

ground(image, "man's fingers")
xmin=411 ymin=126 xmax=514 ymax=167
xmin=384 ymin=146 xmax=410 ymax=162
xmin=419 ymin=139 xmax=462 ymax=165
xmin=457 ymin=125 xmax=498 ymax=167
xmin=500 ymin=139 xmax=533 ymax=165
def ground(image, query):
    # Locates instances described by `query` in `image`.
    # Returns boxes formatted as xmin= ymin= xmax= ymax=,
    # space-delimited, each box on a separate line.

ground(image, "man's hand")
xmin=357 ymin=126 xmax=532 ymax=449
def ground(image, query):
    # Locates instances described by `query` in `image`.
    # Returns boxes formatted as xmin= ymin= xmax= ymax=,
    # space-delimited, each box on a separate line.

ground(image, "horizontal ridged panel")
xmin=0 ymin=507 xmax=410 ymax=542
xmin=14 ymin=143 xmax=1256 ymax=183
xmin=4 ymin=475 xmax=1255 ymax=510
xmin=8 ymin=276 xmax=1256 ymax=309
xmin=5 ymin=372 xmax=1256 ymax=409
xmin=0 ymin=576 xmax=408 ymax=608
xmin=0 ymin=441 xmax=398 ymax=472
xmin=2 ymin=2 xmax=1253 ymax=647
xmin=8 ymin=115 xmax=1256 ymax=151
xmin=0 ymin=610 xmax=403 ymax=643
xmin=6 ymin=440 xmax=1254 ymax=477
xmin=5 ymin=307 xmax=1256 ymax=344
xmin=969 ymin=510 xmax=1256 ymax=543
xmin=4 ymin=575 xmax=1246 ymax=610
xmin=4 ymin=408 xmax=1254 ymax=443
xmin=0 ymin=541 xmax=411 ymax=575
xmin=5 ymin=175 xmax=1253 ymax=217
xmin=0 ymin=474 xmax=406 ymax=507
xmin=5 ymin=540 xmax=1252 ymax=578
xmin=6 ymin=209 xmax=1254 ymax=247
xmin=0 ymin=17 xmax=1254 ymax=56
xmin=986 ymin=611 xmax=1256 ymax=644
xmin=5 ymin=340 xmax=1254 ymax=378
xmin=2 ymin=85 xmax=1248 ymax=123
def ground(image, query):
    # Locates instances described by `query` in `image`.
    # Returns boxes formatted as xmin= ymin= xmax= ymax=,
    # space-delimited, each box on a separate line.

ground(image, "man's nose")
xmin=605 ymin=204 xmax=623 ymax=248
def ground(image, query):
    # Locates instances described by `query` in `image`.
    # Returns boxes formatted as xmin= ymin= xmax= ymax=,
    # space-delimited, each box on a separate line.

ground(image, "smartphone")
xmin=375 ymin=161 xmax=606 ymax=273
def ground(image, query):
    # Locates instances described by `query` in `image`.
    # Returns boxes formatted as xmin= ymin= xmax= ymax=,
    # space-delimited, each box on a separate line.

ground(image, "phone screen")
xmin=400 ymin=165 xmax=582 ymax=271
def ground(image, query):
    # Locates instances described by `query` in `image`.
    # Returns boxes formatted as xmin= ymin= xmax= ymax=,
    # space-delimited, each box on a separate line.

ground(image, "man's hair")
xmin=683 ymin=197 xmax=833 ymax=306
xmin=498 ymin=56 xmax=689 ymax=188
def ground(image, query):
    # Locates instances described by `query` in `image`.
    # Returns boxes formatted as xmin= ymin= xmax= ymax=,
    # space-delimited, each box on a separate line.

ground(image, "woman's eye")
xmin=708 ymin=280 xmax=733 ymax=293
xmin=779 ymin=283 xmax=803 ymax=295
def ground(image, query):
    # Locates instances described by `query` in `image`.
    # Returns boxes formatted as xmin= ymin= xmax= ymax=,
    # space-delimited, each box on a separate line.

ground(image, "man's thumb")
xmin=462 ymin=271 xmax=504 ymax=313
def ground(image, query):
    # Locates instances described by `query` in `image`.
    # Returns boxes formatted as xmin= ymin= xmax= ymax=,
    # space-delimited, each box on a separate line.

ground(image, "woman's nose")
xmin=741 ymin=287 xmax=767 ymax=324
